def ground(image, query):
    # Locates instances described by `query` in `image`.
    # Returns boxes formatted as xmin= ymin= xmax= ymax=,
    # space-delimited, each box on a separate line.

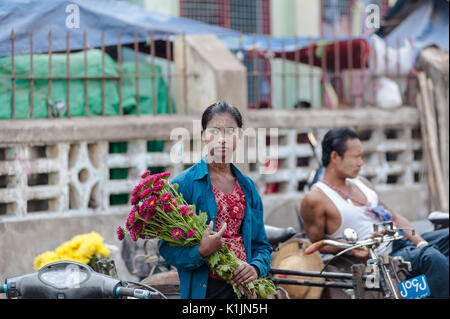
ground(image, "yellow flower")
xmin=33 ymin=232 xmax=111 ymax=270
xmin=33 ymin=251 xmax=62 ymax=271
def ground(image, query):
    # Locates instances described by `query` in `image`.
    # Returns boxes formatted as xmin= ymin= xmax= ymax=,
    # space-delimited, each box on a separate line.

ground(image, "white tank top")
xmin=314 ymin=177 xmax=392 ymax=256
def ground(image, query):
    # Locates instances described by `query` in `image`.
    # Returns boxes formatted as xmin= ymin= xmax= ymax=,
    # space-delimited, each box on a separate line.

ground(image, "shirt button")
xmin=202 ymin=284 xmax=206 ymax=288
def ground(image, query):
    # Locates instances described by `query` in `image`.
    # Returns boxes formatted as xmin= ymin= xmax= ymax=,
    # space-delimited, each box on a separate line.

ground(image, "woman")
xmin=159 ymin=101 xmax=272 ymax=299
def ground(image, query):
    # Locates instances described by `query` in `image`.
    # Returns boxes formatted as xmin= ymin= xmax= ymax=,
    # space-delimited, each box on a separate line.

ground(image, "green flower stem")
xmin=206 ymin=243 xmax=277 ymax=299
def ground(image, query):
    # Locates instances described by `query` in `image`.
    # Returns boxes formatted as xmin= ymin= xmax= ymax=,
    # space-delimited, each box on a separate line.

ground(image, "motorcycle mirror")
xmin=343 ymin=228 xmax=358 ymax=243
xmin=307 ymin=132 xmax=318 ymax=148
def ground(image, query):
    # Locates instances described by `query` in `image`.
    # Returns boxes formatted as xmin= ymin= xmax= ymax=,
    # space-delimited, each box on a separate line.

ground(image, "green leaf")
xmin=208 ymin=253 xmax=220 ymax=267
xmin=258 ymin=284 xmax=267 ymax=298
xmin=197 ymin=212 xmax=207 ymax=226
xmin=218 ymin=264 xmax=232 ymax=273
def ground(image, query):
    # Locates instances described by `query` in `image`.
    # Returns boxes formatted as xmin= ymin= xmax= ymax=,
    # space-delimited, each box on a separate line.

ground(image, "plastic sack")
xmin=375 ymin=76 xmax=402 ymax=108
xmin=369 ymin=34 xmax=414 ymax=76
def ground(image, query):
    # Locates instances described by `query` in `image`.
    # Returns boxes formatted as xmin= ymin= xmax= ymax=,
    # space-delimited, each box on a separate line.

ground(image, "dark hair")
xmin=201 ymin=101 xmax=243 ymax=130
xmin=321 ymin=128 xmax=359 ymax=167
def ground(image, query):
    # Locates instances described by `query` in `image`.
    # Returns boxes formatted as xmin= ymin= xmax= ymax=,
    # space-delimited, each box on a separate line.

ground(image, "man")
xmin=301 ymin=127 xmax=449 ymax=298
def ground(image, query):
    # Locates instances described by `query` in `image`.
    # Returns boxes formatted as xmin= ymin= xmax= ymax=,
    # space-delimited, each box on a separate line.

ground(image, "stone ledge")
xmin=0 ymin=106 xmax=419 ymax=144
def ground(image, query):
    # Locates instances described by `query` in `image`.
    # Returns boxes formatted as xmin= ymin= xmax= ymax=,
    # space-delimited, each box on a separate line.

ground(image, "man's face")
xmin=335 ymin=138 xmax=364 ymax=179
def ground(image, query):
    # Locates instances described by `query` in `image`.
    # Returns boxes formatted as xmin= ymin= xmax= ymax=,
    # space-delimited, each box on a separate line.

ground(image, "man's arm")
xmin=359 ymin=176 xmax=426 ymax=246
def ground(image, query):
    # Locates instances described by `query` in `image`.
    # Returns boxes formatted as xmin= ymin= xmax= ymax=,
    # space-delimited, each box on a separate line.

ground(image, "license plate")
xmin=397 ymin=275 xmax=431 ymax=299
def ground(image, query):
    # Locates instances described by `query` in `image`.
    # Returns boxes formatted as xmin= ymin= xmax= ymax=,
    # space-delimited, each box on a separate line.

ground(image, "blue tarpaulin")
xmin=377 ymin=0 xmax=449 ymax=59
xmin=0 ymin=0 xmax=240 ymax=57
xmin=0 ymin=0 xmax=371 ymax=70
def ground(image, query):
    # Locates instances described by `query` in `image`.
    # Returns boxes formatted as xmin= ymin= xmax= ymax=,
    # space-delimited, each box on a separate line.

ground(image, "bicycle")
xmin=270 ymin=221 xmax=424 ymax=299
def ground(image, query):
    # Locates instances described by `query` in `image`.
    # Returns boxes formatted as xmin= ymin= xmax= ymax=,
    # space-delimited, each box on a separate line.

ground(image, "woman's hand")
xmin=198 ymin=221 xmax=227 ymax=257
xmin=231 ymin=263 xmax=259 ymax=286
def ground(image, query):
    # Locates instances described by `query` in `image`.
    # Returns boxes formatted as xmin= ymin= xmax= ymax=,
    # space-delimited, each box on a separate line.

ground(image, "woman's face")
xmin=202 ymin=112 xmax=241 ymax=163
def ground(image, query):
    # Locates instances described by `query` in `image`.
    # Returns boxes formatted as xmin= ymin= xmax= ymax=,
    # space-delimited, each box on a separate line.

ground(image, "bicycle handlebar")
xmin=305 ymin=239 xmax=353 ymax=254
xmin=305 ymin=230 xmax=405 ymax=255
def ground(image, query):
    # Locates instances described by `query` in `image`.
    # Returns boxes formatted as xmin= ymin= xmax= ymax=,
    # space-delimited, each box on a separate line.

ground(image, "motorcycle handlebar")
xmin=1 ymin=261 xmax=168 ymax=299
xmin=115 ymin=286 xmax=154 ymax=299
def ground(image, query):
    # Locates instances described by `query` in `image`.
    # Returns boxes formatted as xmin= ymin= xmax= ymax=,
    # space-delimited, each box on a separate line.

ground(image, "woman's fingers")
xmin=216 ymin=223 xmax=227 ymax=237
xmin=232 ymin=264 xmax=257 ymax=285
xmin=231 ymin=264 xmax=247 ymax=285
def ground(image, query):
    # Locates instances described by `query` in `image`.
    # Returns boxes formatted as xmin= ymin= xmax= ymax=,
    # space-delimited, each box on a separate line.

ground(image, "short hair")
xmin=321 ymin=128 xmax=359 ymax=167
xmin=201 ymin=101 xmax=243 ymax=130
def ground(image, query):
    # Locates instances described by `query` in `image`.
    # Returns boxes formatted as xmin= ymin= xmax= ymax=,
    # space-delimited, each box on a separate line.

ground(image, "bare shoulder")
xmin=302 ymin=186 xmax=324 ymax=205
xmin=301 ymin=186 xmax=326 ymax=214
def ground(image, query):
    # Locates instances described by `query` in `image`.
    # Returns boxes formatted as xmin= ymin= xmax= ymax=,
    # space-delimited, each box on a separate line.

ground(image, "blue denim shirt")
xmin=159 ymin=157 xmax=273 ymax=299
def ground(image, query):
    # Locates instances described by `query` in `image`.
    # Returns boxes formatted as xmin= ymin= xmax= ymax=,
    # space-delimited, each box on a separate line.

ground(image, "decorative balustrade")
xmin=0 ymin=106 xmax=427 ymax=222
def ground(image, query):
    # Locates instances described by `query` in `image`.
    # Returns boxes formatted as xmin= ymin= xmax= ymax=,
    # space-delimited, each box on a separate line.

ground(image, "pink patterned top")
xmin=209 ymin=181 xmax=247 ymax=280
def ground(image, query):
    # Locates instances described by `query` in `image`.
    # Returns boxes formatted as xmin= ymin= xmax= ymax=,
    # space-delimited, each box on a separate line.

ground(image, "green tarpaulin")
xmin=0 ymin=49 xmax=174 ymax=118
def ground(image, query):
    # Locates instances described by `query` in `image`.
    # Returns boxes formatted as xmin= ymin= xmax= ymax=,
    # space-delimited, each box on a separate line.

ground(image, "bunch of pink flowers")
xmin=116 ymin=170 xmax=204 ymax=246
xmin=116 ymin=170 xmax=276 ymax=299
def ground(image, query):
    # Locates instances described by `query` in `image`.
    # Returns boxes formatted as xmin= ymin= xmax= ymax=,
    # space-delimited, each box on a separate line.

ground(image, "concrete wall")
xmin=174 ymin=34 xmax=248 ymax=116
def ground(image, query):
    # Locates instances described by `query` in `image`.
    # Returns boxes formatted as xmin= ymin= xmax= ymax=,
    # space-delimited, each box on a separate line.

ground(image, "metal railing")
xmin=1 ymin=30 xmax=197 ymax=119
xmin=235 ymin=33 xmax=416 ymax=109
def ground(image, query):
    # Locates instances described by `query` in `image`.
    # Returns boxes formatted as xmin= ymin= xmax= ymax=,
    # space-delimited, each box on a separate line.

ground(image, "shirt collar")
xmin=193 ymin=156 xmax=246 ymax=184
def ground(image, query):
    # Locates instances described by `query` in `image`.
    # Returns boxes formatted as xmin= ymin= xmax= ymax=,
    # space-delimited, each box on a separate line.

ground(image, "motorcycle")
xmin=0 ymin=260 xmax=167 ymax=299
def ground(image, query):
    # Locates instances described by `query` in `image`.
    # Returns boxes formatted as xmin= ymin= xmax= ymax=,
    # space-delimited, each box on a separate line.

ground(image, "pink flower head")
xmin=160 ymin=192 xmax=173 ymax=203
xmin=140 ymin=170 xmax=152 ymax=178
xmin=126 ymin=206 xmax=138 ymax=230
xmin=144 ymin=208 xmax=157 ymax=221
xmin=171 ymin=228 xmax=184 ymax=240
xmin=138 ymin=204 xmax=145 ymax=217
xmin=188 ymin=211 xmax=194 ymax=217
xmin=131 ymin=183 xmax=144 ymax=196
xmin=139 ymin=175 xmax=157 ymax=190
xmin=130 ymin=230 xmax=137 ymax=242
xmin=143 ymin=195 xmax=158 ymax=210
xmin=187 ymin=230 xmax=196 ymax=238
xmin=179 ymin=205 xmax=190 ymax=217
xmin=130 ymin=195 xmax=140 ymax=205
xmin=138 ymin=187 xmax=153 ymax=199
xmin=117 ymin=226 xmax=124 ymax=241
xmin=163 ymin=203 xmax=174 ymax=212
xmin=156 ymin=171 xmax=171 ymax=180
xmin=133 ymin=220 xmax=144 ymax=234
xmin=152 ymin=179 xmax=165 ymax=192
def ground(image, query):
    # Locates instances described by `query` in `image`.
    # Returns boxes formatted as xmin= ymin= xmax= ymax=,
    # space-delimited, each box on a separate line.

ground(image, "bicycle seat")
xmin=265 ymin=225 xmax=297 ymax=247
xmin=428 ymin=211 xmax=449 ymax=227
